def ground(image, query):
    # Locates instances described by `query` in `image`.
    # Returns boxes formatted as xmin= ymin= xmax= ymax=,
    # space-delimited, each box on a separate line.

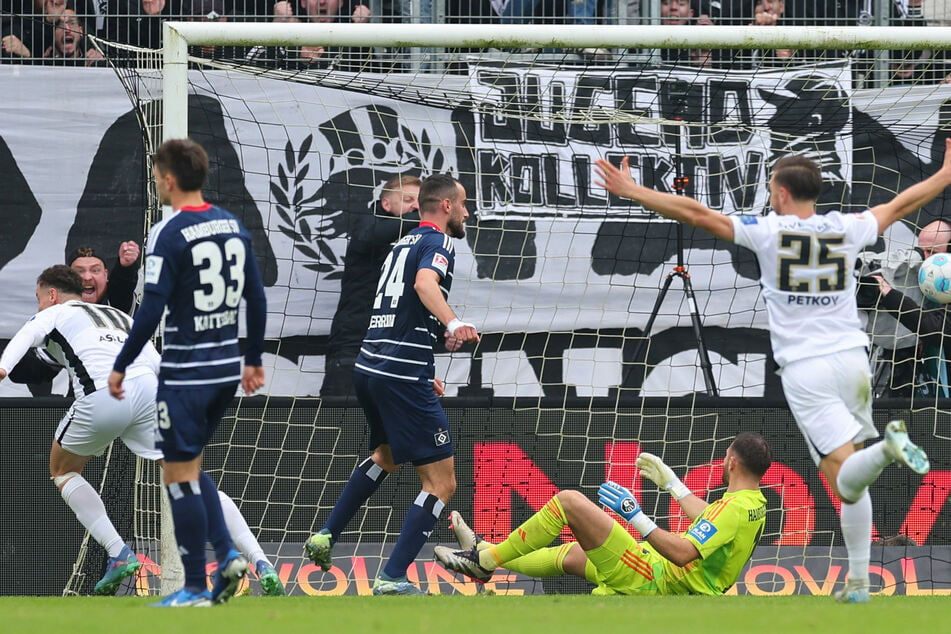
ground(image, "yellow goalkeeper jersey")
xmin=654 ymin=489 xmax=767 ymax=595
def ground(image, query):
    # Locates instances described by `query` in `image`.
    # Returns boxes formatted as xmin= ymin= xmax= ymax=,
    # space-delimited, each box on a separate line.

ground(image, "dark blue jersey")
xmin=113 ymin=203 xmax=266 ymax=388
xmin=354 ymin=224 xmax=454 ymax=384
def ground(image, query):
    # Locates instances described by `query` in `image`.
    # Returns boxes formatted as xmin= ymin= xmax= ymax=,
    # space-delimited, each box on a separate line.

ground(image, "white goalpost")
xmin=78 ymin=22 xmax=951 ymax=597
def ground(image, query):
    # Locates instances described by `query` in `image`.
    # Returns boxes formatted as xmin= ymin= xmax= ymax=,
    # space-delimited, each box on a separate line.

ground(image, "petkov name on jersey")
xmin=785 ymin=294 xmax=841 ymax=306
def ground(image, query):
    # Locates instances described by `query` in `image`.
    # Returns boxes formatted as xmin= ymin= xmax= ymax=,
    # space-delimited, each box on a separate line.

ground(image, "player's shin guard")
xmin=500 ymin=543 xmax=574 ymax=578
xmin=839 ymin=490 xmax=873 ymax=584
xmin=59 ymin=473 xmax=125 ymax=557
xmin=167 ymin=480 xmax=210 ymax=592
xmin=382 ymin=491 xmax=443 ymax=580
xmin=199 ymin=471 xmax=232 ymax=563
xmin=324 ymin=457 xmax=388 ymax=539
xmin=489 ymin=496 xmax=567 ymax=567
xmin=218 ymin=489 xmax=267 ymax=565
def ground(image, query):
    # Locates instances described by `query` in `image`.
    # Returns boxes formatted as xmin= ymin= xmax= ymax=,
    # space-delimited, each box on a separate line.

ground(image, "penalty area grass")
xmin=0 ymin=595 xmax=947 ymax=633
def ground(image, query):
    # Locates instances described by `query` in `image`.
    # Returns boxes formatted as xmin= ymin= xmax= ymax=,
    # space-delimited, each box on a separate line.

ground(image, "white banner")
xmin=1 ymin=65 xmax=949 ymax=397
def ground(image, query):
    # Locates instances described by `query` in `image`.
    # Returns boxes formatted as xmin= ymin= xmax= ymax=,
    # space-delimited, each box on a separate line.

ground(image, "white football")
xmin=918 ymin=253 xmax=951 ymax=304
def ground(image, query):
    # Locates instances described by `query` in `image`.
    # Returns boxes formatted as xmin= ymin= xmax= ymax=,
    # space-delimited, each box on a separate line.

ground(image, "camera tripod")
xmin=629 ymin=89 xmax=718 ymax=397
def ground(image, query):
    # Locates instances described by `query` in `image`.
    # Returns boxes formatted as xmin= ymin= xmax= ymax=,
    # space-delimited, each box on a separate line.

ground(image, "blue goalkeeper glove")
xmin=598 ymin=481 xmax=658 ymax=537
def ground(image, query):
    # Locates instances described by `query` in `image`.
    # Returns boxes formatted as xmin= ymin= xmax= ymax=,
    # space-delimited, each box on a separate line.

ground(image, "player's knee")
xmin=556 ymin=489 xmax=588 ymax=513
xmin=51 ymin=471 xmax=82 ymax=489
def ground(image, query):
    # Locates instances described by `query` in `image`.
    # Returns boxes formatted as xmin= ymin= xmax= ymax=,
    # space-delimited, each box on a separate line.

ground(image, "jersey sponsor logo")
xmin=368 ymin=314 xmax=395 ymax=329
xmin=739 ymin=215 xmax=759 ymax=225
xmin=431 ymin=253 xmax=449 ymax=275
xmin=145 ymin=255 xmax=164 ymax=285
xmin=688 ymin=519 xmax=718 ymax=544
xmin=434 ymin=429 xmax=451 ymax=447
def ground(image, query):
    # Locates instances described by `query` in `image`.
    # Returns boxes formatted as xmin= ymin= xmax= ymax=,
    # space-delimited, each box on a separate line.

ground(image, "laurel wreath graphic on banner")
xmin=272 ymin=134 xmax=343 ymax=276
xmin=273 ymin=108 xmax=450 ymax=279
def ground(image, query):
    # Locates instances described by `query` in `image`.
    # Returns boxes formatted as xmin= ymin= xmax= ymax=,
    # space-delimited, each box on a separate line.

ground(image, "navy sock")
xmin=324 ymin=457 xmax=388 ymax=540
xmin=167 ymin=481 xmax=207 ymax=592
xmin=198 ymin=471 xmax=232 ymax=563
xmin=382 ymin=492 xmax=444 ymax=580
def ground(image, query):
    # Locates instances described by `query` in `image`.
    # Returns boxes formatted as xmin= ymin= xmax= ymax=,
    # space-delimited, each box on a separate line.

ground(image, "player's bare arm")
xmin=870 ymin=137 xmax=951 ymax=232
xmin=414 ymin=268 xmax=480 ymax=343
xmin=594 ymin=157 xmax=735 ymax=242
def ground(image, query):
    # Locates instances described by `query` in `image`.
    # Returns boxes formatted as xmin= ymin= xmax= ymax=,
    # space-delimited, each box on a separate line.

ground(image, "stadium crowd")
xmin=2 ymin=0 xmax=951 ymax=80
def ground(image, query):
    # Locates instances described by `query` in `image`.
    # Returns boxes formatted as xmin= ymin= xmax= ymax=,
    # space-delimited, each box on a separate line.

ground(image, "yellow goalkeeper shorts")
xmin=586 ymin=522 xmax=664 ymax=595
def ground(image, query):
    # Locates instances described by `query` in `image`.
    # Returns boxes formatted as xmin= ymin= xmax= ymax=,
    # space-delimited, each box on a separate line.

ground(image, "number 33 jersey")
xmin=731 ymin=210 xmax=878 ymax=368
xmin=143 ymin=204 xmax=261 ymax=387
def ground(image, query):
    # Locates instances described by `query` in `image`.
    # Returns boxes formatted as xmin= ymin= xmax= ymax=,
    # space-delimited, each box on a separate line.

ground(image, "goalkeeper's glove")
xmin=636 ymin=452 xmax=692 ymax=501
xmin=598 ymin=481 xmax=657 ymax=537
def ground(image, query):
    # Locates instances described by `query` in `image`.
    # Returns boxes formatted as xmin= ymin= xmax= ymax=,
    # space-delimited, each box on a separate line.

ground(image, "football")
xmin=918 ymin=253 xmax=951 ymax=303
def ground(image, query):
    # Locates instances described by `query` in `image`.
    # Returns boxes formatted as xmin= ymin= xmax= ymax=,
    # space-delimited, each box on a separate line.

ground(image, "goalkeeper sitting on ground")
xmin=436 ymin=432 xmax=770 ymax=595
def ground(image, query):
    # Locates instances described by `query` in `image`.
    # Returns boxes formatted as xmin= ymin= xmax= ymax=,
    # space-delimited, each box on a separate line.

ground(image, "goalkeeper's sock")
xmin=837 ymin=444 xmax=890 ymax=501
xmin=60 ymin=474 xmax=125 ymax=557
xmin=582 ymin=558 xmax=599 ymax=584
xmin=218 ymin=489 xmax=266 ymax=566
xmin=483 ymin=495 xmax=567 ymax=569
xmin=167 ymin=480 xmax=210 ymax=592
xmin=324 ymin=457 xmax=388 ymax=540
xmin=199 ymin=471 xmax=233 ymax=563
xmin=839 ymin=490 xmax=872 ymax=585
xmin=500 ymin=544 xmax=574 ymax=578
xmin=382 ymin=492 xmax=444 ymax=580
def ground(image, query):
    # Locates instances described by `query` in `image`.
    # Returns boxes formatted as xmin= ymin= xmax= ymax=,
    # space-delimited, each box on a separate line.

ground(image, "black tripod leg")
xmin=625 ymin=271 xmax=676 ymax=390
xmin=681 ymin=272 xmax=719 ymax=397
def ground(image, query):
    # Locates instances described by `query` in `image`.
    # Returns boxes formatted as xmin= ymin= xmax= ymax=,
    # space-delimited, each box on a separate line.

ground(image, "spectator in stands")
xmin=243 ymin=0 xmax=299 ymax=68
xmin=69 ymin=243 xmax=140 ymax=313
xmin=657 ymin=0 xmax=711 ymax=66
xmin=41 ymin=8 xmax=89 ymax=64
xmin=184 ymin=0 xmax=246 ymax=61
xmin=322 ymin=174 xmax=423 ymax=398
xmin=748 ymin=0 xmax=794 ymax=67
xmin=270 ymin=0 xmax=374 ymax=71
xmin=857 ymin=219 xmax=951 ymax=398
xmin=495 ymin=0 xmax=606 ymax=60
xmin=105 ymin=0 xmax=170 ymax=52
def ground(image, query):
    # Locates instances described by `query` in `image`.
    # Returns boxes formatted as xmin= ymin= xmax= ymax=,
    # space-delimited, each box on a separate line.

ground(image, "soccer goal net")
xmin=81 ymin=23 xmax=951 ymax=597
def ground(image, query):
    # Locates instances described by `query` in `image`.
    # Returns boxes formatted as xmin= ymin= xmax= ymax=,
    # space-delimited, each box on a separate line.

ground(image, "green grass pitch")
xmin=1 ymin=595 xmax=948 ymax=633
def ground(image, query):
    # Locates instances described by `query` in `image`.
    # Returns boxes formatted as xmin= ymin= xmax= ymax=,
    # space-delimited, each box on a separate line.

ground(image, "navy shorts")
xmin=353 ymin=372 xmax=453 ymax=466
xmin=156 ymin=382 xmax=237 ymax=462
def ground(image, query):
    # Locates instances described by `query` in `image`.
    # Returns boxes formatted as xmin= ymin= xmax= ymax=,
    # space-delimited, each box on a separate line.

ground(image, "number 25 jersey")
xmin=731 ymin=210 xmax=878 ymax=368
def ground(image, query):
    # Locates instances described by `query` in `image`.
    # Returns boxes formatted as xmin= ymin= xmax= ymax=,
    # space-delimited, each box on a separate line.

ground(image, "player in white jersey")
xmin=0 ymin=266 xmax=284 ymax=597
xmin=595 ymin=142 xmax=951 ymax=603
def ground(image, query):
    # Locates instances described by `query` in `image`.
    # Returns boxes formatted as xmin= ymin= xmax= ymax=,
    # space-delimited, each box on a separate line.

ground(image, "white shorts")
xmin=55 ymin=373 xmax=162 ymax=461
xmin=780 ymin=346 xmax=879 ymax=465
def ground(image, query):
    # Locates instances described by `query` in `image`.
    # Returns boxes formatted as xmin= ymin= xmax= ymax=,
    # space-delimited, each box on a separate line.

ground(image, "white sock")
xmin=217 ymin=490 xmax=268 ymax=566
xmin=60 ymin=475 xmax=125 ymax=557
xmin=837 ymin=443 xmax=890 ymax=502
xmin=840 ymin=491 xmax=872 ymax=585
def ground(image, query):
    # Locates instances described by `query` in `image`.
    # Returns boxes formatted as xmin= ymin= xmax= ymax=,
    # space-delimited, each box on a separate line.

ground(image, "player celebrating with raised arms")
xmin=592 ymin=143 xmax=951 ymax=602
xmin=304 ymin=173 xmax=480 ymax=595
xmin=108 ymin=138 xmax=268 ymax=607
xmin=437 ymin=433 xmax=771 ymax=596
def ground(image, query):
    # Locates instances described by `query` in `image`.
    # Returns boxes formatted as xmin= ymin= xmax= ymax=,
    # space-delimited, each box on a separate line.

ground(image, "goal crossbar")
xmin=161 ymin=22 xmax=951 ymax=137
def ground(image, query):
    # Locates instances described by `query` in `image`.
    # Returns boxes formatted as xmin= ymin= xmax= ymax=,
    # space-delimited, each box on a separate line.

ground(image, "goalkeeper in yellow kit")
xmin=436 ymin=432 xmax=770 ymax=595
